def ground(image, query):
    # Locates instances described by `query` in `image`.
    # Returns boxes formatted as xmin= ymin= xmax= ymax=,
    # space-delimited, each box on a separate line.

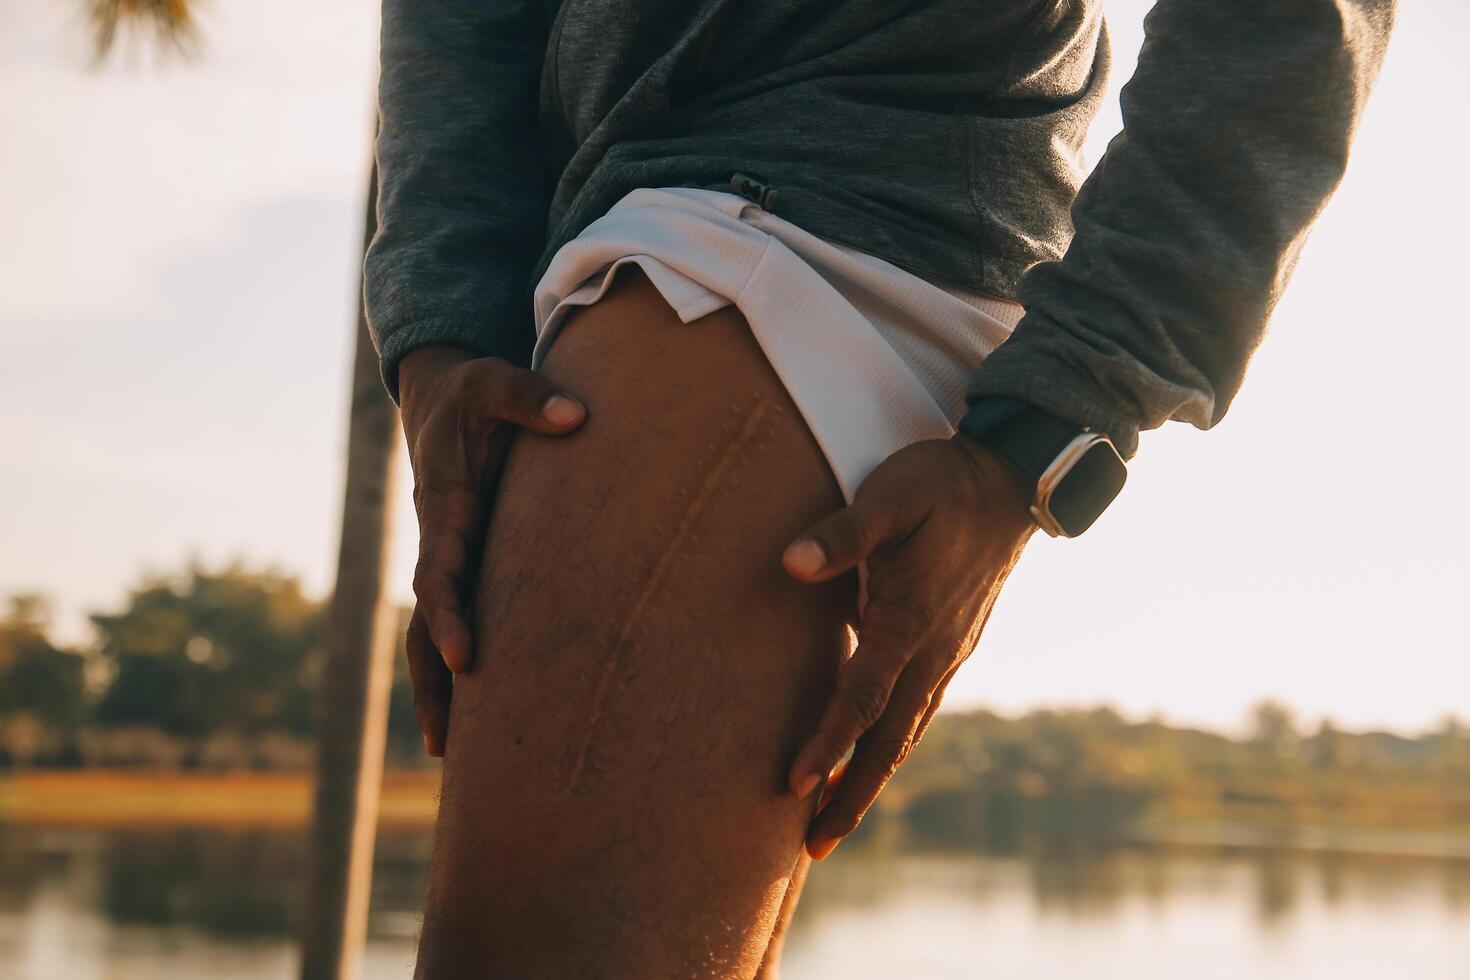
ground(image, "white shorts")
xmin=533 ymin=186 xmax=1022 ymax=504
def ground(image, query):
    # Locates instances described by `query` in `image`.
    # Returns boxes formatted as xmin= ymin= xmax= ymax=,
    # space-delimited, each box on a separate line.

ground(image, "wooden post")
xmin=299 ymin=166 xmax=401 ymax=980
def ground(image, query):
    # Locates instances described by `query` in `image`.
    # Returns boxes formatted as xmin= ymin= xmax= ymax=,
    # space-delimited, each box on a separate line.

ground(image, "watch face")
xmin=1050 ymin=439 xmax=1128 ymax=536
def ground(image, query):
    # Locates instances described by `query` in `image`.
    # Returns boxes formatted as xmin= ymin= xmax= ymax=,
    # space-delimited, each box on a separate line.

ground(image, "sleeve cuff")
xmin=963 ymin=329 xmax=1145 ymax=460
xmin=374 ymin=316 xmax=534 ymax=405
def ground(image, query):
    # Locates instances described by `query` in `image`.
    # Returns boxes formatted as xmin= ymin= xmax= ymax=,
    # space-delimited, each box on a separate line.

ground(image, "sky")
xmin=2 ymin=0 xmax=1466 ymax=736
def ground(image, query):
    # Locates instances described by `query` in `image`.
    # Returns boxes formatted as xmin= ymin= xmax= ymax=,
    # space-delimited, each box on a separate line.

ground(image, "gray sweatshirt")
xmin=365 ymin=0 xmax=1395 ymax=457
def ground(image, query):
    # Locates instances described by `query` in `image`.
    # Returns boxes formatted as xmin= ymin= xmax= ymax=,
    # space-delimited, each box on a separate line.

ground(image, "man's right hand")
xmin=398 ymin=346 xmax=588 ymax=757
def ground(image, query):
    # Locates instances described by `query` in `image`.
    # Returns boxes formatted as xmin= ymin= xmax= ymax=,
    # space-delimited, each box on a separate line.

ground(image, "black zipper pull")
xmin=730 ymin=171 xmax=779 ymax=211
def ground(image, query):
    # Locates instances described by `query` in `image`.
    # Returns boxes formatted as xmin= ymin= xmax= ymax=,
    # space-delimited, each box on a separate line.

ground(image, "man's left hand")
xmin=781 ymin=433 xmax=1036 ymax=860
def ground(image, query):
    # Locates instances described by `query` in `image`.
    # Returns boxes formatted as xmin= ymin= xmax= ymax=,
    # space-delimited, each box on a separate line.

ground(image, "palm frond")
xmin=86 ymin=0 xmax=201 ymax=63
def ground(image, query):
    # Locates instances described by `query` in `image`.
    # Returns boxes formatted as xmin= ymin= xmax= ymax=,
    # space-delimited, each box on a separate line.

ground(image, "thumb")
xmin=782 ymin=480 xmax=922 ymax=583
xmin=460 ymin=359 xmax=587 ymax=435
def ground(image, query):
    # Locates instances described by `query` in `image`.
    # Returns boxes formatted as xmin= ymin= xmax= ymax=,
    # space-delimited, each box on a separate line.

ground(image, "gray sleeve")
xmin=961 ymin=0 xmax=1396 ymax=458
xmin=364 ymin=0 xmax=551 ymax=401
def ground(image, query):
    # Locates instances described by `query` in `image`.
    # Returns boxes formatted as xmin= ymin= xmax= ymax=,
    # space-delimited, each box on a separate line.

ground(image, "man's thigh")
xmin=415 ymin=264 xmax=857 ymax=978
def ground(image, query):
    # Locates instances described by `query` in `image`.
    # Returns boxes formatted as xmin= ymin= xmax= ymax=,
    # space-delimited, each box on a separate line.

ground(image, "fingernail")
xmin=807 ymin=837 xmax=840 ymax=861
xmin=422 ymin=734 xmax=435 ymax=757
xmin=793 ymin=771 xmax=821 ymax=801
xmin=784 ymin=540 xmax=826 ymax=576
xmin=543 ymin=395 xmax=584 ymax=426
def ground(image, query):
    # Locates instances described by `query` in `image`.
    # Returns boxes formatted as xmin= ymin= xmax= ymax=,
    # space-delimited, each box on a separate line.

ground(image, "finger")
xmin=406 ymin=608 xmax=453 ymax=758
xmin=805 ymin=668 xmax=933 ymax=859
xmin=411 ymin=486 xmax=479 ymax=673
xmin=813 ymin=661 xmax=951 ymax=815
xmin=787 ymin=607 xmax=929 ymax=801
xmin=781 ymin=477 xmax=925 ymax=584
xmin=457 ymin=358 xmax=587 ymax=434
xmin=910 ymin=660 xmax=959 ymax=748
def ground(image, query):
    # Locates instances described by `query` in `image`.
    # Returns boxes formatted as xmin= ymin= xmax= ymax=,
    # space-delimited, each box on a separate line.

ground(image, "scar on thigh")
xmin=558 ymin=394 xmax=786 ymax=797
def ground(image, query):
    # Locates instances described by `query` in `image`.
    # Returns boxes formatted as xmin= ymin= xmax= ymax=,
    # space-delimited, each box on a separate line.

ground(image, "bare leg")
xmin=414 ymin=264 xmax=854 ymax=978
xmin=754 ymin=853 xmax=811 ymax=979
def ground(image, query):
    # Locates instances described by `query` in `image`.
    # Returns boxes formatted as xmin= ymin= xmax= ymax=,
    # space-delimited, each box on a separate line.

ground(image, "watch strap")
xmin=958 ymin=398 xmax=1086 ymax=487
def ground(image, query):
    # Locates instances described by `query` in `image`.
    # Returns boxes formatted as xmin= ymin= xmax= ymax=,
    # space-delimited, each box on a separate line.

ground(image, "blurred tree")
xmin=91 ymin=564 xmax=323 ymax=737
xmin=1305 ymin=718 xmax=1355 ymax=770
xmin=1430 ymin=715 xmax=1470 ymax=776
xmin=83 ymin=0 xmax=199 ymax=63
xmin=0 ymin=596 xmax=88 ymax=766
xmin=1247 ymin=699 xmax=1301 ymax=759
xmin=299 ymin=161 xmax=403 ymax=980
xmin=0 ymin=595 xmax=52 ymax=674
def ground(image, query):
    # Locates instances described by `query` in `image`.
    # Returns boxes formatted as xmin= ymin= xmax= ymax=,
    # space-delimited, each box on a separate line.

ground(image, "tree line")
xmin=3 ymin=561 xmax=1468 ymax=843
xmin=0 ymin=563 xmax=420 ymax=769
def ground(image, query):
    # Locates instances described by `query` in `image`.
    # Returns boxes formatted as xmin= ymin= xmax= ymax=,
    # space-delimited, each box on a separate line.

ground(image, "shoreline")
xmin=4 ymin=770 xmax=1470 ymax=863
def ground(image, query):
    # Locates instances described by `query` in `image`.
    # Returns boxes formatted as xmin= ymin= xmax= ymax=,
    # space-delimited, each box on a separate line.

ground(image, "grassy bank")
xmin=0 ymin=770 xmax=439 ymax=828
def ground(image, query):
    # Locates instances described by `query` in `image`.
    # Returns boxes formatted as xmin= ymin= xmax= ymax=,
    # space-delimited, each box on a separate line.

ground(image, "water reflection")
xmin=2 ymin=823 xmax=1469 ymax=979
xmin=101 ymin=829 xmax=304 ymax=934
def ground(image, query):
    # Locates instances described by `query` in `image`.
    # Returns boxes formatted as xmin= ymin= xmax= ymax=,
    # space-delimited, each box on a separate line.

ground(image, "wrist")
xmin=958 ymin=399 xmax=1128 ymax=538
xmin=951 ymin=432 xmax=1035 ymax=531
xmin=399 ymin=345 xmax=482 ymax=407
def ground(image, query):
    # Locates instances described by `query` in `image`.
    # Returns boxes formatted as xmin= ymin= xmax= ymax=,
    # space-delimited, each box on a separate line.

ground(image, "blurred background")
xmin=2 ymin=1 xmax=1468 ymax=977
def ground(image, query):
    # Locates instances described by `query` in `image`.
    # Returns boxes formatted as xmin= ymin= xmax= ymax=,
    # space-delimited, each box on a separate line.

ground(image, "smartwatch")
xmin=960 ymin=399 xmax=1128 ymax=538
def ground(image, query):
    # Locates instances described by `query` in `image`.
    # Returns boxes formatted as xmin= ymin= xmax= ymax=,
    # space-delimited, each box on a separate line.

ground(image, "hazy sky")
xmin=3 ymin=0 xmax=1466 ymax=734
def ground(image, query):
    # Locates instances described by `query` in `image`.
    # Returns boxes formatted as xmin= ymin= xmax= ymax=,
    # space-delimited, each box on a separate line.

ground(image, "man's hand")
xmin=781 ymin=434 xmax=1035 ymax=860
xmin=399 ymin=346 xmax=588 ymax=757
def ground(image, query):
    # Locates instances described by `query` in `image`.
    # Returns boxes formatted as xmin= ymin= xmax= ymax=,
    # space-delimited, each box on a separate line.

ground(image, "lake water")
xmin=2 ymin=825 xmax=1468 ymax=979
